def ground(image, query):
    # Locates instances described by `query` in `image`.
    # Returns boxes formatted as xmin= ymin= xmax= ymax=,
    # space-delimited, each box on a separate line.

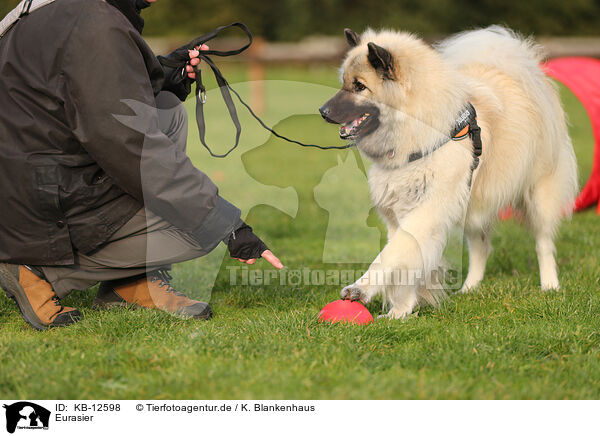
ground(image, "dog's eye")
xmin=353 ymin=80 xmax=367 ymax=92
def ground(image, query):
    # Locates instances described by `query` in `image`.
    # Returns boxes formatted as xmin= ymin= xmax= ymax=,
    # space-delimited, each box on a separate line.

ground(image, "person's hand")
xmin=235 ymin=250 xmax=283 ymax=269
xmin=227 ymin=223 xmax=284 ymax=269
xmin=157 ymin=43 xmax=209 ymax=101
xmin=185 ymin=44 xmax=209 ymax=79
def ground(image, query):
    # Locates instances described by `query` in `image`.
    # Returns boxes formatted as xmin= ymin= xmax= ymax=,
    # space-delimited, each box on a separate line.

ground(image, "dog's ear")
xmin=367 ymin=42 xmax=394 ymax=79
xmin=344 ymin=28 xmax=361 ymax=47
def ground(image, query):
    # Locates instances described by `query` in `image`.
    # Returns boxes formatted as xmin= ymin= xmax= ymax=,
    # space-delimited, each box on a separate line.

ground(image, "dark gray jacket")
xmin=0 ymin=0 xmax=240 ymax=265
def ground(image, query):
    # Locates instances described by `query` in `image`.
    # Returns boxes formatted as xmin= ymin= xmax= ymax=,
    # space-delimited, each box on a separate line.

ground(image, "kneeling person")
xmin=0 ymin=0 xmax=282 ymax=330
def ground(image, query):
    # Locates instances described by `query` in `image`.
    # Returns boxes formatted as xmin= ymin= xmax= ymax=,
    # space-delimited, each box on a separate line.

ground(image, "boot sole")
xmin=92 ymin=300 xmax=138 ymax=310
xmin=93 ymin=298 xmax=212 ymax=320
xmin=0 ymin=264 xmax=48 ymax=331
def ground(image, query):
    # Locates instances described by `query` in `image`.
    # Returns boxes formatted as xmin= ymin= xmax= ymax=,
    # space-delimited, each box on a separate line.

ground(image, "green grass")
xmin=1 ymin=66 xmax=599 ymax=399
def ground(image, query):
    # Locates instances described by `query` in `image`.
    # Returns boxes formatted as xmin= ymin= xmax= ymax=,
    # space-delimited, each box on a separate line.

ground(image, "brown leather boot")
xmin=0 ymin=264 xmax=81 ymax=331
xmin=93 ymin=270 xmax=212 ymax=320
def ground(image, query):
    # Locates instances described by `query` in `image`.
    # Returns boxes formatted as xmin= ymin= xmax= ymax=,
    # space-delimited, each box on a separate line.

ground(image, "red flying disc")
xmin=318 ymin=300 xmax=374 ymax=325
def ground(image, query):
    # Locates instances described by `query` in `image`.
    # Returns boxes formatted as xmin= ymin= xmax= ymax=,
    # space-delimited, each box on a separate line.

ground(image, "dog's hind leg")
xmin=523 ymin=174 xmax=564 ymax=290
xmin=535 ymin=230 xmax=559 ymax=291
xmin=460 ymin=226 xmax=492 ymax=293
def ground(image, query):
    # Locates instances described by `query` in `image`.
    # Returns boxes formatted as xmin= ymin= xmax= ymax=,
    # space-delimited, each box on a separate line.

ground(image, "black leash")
xmin=158 ymin=23 xmax=354 ymax=158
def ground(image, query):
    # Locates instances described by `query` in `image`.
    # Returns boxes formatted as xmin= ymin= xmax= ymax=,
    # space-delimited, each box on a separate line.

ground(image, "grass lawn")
xmin=0 ymin=65 xmax=599 ymax=400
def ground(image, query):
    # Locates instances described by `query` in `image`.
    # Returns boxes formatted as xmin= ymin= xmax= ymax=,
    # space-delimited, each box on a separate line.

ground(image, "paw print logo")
xmin=286 ymin=269 xmax=302 ymax=286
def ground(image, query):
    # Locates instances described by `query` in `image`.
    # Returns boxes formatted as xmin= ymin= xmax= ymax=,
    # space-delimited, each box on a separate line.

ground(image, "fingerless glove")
xmin=226 ymin=222 xmax=268 ymax=260
xmin=158 ymin=46 xmax=194 ymax=101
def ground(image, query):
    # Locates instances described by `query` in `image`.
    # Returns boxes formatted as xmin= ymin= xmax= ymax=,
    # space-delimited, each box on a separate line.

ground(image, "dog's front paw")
xmin=340 ymin=285 xmax=368 ymax=303
xmin=377 ymin=307 xmax=414 ymax=320
xmin=459 ymin=280 xmax=480 ymax=294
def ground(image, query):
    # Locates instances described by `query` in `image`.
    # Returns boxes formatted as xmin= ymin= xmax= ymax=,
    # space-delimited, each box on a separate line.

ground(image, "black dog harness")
xmin=405 ymin=103 xmax=482 ymax=186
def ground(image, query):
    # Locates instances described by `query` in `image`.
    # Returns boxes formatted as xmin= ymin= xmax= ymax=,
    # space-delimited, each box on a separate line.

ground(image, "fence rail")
xmin=146 ymin=36 xmax=600 ymax=63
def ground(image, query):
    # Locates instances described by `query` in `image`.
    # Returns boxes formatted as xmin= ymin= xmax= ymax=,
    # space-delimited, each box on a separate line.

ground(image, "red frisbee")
xmin=318 ymin=300 xmax=374 ymax=325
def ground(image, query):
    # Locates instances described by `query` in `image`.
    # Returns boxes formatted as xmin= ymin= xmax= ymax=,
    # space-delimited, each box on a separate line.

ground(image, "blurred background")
xmin=2 ymin=0 xmax=600 ymax=57
xmin=5 ymin=0 xmax=600 ymax=38
xmin=143 ymin=0 xmax=600 ymax=39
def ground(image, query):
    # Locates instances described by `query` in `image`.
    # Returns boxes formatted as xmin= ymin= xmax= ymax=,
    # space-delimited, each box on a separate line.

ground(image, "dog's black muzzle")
xmin=319 ymin=106 xmax=337 ymax=124
xmin=319 ymin=90 xmax=380 ymax=140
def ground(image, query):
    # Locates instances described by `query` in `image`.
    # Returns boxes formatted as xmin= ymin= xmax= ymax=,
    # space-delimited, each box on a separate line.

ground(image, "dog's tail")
xmin=436 ymin=26 xmax=553 ymax=116
xmin=436 ymin=25 xmax=545 ymax=70
xmin=437 ymin=26 xmax=578 ymax=213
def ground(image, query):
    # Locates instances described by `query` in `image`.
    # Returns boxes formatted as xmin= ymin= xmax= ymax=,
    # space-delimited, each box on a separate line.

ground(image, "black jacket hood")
xmin=106 ymin=0 xmax=151 ymax=33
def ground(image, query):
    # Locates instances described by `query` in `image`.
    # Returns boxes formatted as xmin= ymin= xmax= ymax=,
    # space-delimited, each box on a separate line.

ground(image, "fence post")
xmin=248 ymin=36 xmax=266 ymax=116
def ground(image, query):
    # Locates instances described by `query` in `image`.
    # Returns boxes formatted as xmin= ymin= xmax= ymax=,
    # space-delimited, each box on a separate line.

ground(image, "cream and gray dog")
xmin=319 ymin=26 xmax=578 ymax=319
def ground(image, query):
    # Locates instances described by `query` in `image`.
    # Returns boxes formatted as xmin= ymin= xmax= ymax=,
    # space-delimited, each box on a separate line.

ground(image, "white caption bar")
xmin=0 ymin=400 xmax=596 ymax=435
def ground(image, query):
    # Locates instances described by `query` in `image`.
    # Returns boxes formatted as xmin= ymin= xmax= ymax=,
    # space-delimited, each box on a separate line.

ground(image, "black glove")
xmin=227 ymin=222 xmax=268 ymax=260
xmin=157 ymin=46 xmax=195 ymax=101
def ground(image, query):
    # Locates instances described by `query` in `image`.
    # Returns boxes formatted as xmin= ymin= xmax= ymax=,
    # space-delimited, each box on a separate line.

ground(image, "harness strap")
xmin=407 ymin=103 xmax=482 ymax=187
xmin=459 ymin=103 xmax=482 ymax=187
xmin=159 ymin=22 xmax=354 ymax=158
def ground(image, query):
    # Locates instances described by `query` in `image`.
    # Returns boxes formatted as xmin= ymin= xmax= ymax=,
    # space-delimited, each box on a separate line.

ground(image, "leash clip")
xmin=198 ymin=89 xmax=207 ymax=104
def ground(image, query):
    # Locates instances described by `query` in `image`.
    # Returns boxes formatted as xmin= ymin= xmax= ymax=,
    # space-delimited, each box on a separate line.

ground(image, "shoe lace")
xmin=51 ymin=295 xmax=62 ymax=307
xmin=149 ymin=270 xmax=186 ymax=297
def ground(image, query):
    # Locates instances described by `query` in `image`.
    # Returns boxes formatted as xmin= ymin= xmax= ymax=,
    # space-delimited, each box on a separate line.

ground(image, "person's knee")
xmin=155 ymin=91 xmax=188 ymax=144
xmin=155 ymin=90 xmax=183 ymax=110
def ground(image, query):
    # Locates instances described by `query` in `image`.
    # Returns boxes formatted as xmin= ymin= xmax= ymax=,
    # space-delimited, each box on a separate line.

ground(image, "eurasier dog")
xmin=319 ymin=26 xmax=578 ymax=319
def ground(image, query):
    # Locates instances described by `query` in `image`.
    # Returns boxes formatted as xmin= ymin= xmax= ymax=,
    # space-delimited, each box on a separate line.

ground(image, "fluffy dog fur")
xmin=319 ymin=26 xmax=578 ymax=319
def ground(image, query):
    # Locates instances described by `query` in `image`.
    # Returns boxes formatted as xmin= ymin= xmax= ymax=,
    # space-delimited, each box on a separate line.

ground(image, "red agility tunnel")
xmin=543 ymin=57 xmax=600 ymax=214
